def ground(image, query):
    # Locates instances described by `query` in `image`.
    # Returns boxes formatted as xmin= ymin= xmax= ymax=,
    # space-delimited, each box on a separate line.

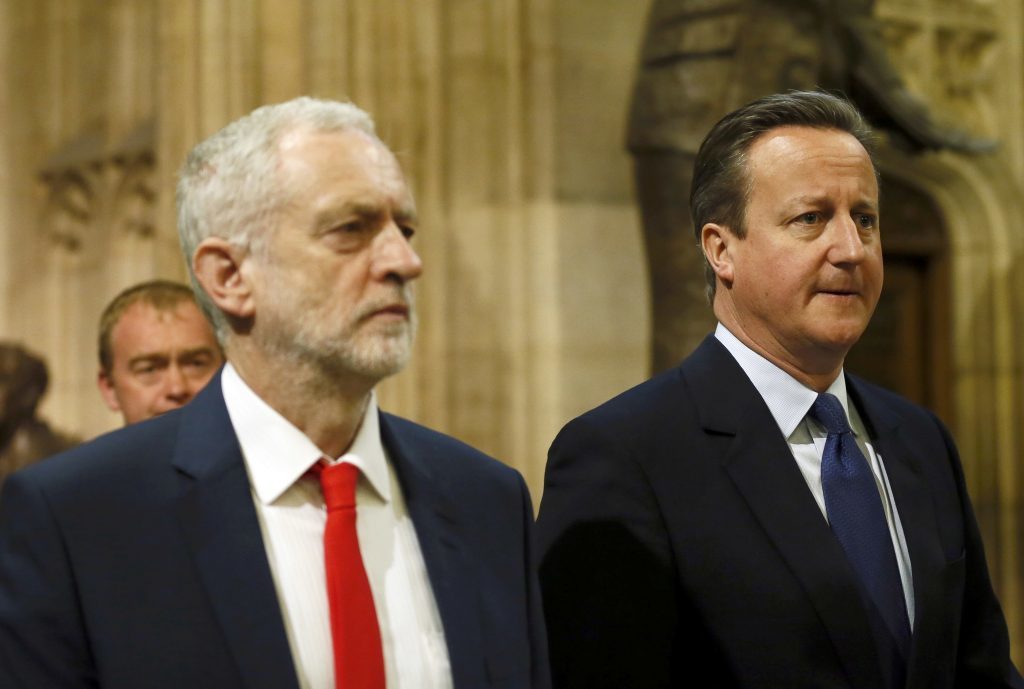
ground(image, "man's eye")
xmin=130 ymin=361 xmax=165 ymax=384
xmin=798 ymin=212 xmax=820 ymax=224
xmin=399 ymin=225 xmax=416 ymax=240
xmin=323 ymin=224 xmax=366 ymax=251
xmin=856 ymin=214 xmax=877 ymax=229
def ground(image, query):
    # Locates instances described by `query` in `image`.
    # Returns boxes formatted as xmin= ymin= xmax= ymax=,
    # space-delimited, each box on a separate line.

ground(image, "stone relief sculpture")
xmin=628 ymin=0 xmax=994 ymax=371
xmin=0 ymin=343 xmax=78 ymax=491
xmin=40 ymin=121 xmax=157 ymax=256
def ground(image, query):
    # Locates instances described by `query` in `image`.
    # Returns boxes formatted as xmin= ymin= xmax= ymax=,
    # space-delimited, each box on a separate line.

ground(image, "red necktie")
xmin=314 ymin=461 xmax=386 ymax=689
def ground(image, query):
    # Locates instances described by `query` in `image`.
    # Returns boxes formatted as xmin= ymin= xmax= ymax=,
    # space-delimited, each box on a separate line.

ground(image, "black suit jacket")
xmin=537 ymin=336 xmax=1022 ymax=689
xmin=0 ymin=375 xmax=550 ymax=689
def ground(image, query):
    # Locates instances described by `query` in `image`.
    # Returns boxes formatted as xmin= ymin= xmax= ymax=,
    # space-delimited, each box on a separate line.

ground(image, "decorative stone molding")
xmin=935 ymin=27 xmax=999 ymax=136
xmin=39 ymin=121 xmax=156 ymax=255
xmin=876 ymin=0 xmax=1001 ymax=140
xmin=40 ymin=169 xmax=96 ymax=254
xmin=110 ymin=157 xmax=156 ymax=240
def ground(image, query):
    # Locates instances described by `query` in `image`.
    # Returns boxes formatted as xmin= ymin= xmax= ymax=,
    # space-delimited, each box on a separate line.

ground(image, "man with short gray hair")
xmin=0 ymin=97 xmax=550 ymax=689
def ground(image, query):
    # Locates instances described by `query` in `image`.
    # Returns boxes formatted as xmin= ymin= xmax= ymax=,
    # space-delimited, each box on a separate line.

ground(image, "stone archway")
xmin=875 ymin=144 xmax=1024 ymax=659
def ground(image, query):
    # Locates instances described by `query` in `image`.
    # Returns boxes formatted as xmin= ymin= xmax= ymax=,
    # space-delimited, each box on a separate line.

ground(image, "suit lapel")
xmin=846 ymin=377 xmax=948 ymax=688
xmin=172 ymin=376 xmax=300 ymax=689
xmin=379 ymin=414 xmax=484 ymax=689
xmin=684 ymin=338 xmax=884 ymax=688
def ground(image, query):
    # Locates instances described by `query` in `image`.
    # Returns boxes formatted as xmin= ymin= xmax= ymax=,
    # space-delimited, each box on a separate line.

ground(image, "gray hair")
xmin=690 ymin=90 xmax=877 ymax=302
xmin=175 ymin=96 xmax=377 ymax=340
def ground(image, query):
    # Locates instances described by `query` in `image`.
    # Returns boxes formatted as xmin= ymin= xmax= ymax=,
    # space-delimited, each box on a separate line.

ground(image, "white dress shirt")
xmin=715 ymin=325 xmax=916 ymax=625
xmin=221 ymin=363 xmax=453 ymax=689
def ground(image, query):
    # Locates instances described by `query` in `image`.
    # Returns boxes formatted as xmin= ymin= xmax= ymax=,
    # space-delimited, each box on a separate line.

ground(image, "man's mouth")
xmin=368 ymin=303 xmax=410 ymax=319
xmin=818 ymin=287 xmax=859 ymax=297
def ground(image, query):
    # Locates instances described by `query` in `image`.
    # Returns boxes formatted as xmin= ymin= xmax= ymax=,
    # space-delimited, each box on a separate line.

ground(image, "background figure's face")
xmin=249 ymin=127 xmax=423 ymax=383
xmin=718 ymin=125 xmax=883 ymax=372
xmin=98 ymin=301 xmax=222 ymax=425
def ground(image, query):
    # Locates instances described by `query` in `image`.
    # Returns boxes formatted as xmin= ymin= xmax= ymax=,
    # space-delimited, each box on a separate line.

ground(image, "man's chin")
xmin=320 ymin=336 xmax=412 ymax=383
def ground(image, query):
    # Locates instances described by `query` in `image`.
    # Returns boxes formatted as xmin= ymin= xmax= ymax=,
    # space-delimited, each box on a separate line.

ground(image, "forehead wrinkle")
xmin=311 ymin=190 xmax=416 ymax=227
xmin=751 ymin=155 xmax=876 ymax=198
xmin=783 ymin=192 xmax=876 ymax=207
xmin=125 ymin=340 xmax=216 ymax=364
xmin=276 ymin=127 xmax=416 ymax=240
xmin=751 ymin=127 xmax=870 ymax=167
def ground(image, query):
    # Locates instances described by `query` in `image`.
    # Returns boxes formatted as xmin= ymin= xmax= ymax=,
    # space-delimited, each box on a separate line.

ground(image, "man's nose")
xmin=371 ymin=223 xmax=423 ymax=283
xmin=828 ymin=215 xmax=869 ymax=264
xmin=163 ymin=365 xmax=191 ymax=402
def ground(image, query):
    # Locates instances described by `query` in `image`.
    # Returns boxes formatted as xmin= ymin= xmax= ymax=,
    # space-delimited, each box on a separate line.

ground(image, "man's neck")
xmin=714 ymin=311 xmax=845 ymax=393
xmin=227 ymin=345 xmax=377 ymax=459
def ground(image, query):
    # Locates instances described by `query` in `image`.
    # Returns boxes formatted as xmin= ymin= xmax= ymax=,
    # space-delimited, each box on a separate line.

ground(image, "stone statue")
xmin=628 ymin=0 xmax=993 ymax=371
xmin=0 ymin=343 xmax=77 ymax=490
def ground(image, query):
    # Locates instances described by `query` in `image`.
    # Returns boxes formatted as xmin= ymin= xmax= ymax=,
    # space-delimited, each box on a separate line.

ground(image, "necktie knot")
xmin=312 ymin=461 xmax=359 ymax=511
xmin=810 ymin=392 xmax=852 ymax=436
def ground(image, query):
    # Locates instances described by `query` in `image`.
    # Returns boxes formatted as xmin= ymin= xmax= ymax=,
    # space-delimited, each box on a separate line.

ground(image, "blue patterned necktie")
xmin=810 ymin=393 xmax=911 ymax=659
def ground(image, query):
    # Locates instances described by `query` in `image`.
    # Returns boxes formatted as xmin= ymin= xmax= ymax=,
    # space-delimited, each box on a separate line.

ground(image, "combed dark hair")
xmin=689 ymin=90 xmax=877 ymax=300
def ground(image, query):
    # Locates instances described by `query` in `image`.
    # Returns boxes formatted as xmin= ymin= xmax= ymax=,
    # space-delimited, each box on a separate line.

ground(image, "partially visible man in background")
xmin=97 ymin=280 xmax=222 ymax=425
xmin=0 ymin=343 xmax=77 ymax=490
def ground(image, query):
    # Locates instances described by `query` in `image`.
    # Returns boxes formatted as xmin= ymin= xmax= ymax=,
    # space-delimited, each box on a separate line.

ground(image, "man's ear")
xmin=192 ymin=238 xmax=256 ymax=321
xmin=701 ymin=222 xmax=735 ymax=287
xmin=96 ymin=370 xmax=122 ymax=413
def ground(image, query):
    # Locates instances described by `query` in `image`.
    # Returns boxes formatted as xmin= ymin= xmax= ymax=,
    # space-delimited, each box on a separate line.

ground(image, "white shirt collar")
xmin=220 ymin=362 xmax=392 ymax=505
xmin=714 ymin=323 xmax=854 ymax=438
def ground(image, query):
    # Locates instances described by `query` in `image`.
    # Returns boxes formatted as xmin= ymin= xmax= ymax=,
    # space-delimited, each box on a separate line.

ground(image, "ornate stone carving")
xmin=41 ymin=169 xmax=96 ymax=254
xmin=935 ymin=28 xmax=999 ymax=137
xmin=628 ymin=0 xmax=999 ymax=371
xmin=110 ymin=157 xmax=157 ymax=240
xmin=39 ymin=121 xmax=156 ymax=255
xmin=875 ymin=0 xmax=1000 ymax=138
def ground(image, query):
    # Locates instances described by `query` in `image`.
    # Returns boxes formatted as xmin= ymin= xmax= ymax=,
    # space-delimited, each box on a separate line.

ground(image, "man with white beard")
xmin=0 ymin=97 xmax=550 ymax=689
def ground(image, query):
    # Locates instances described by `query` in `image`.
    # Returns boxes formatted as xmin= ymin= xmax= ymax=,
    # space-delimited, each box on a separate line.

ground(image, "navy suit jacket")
xmin=0 ymin=375 xmax=550 ymax=689
xmin=537 ymin=336 xmax=1022 ymax=689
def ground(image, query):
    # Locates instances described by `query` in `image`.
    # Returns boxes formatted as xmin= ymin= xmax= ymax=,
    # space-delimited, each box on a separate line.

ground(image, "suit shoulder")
xmin=11 ymin=409 xmax=183 ymax=497
xmin=380 ymin=412 xmax=520 ymax=482
xmin=562 ymin=364 xmax=689 ymax=436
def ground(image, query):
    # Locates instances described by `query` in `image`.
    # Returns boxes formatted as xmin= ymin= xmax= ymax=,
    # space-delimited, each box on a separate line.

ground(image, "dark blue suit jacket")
xmin=0 ymin=375 xmax=549 ymax=689
xmin=537 ymin=336 xmax=1022 ymax=689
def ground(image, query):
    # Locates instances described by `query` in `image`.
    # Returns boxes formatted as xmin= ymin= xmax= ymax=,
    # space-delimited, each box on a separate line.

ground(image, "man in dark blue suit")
xmin=0 ymin=97 xmax=549 ymax=689
xmin=537 ymin=91 xmax=1023 ymax=688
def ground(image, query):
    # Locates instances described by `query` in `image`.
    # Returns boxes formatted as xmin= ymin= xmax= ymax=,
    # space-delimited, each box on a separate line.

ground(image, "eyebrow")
xmin=318 ymin=202 xmax=418 ymax=226
xmin=126 ymin=347 xmax=216 ymax=367
xmin=177 ymin=347 xmax=217 ymax=359
xmin=784 ymin=195 xmax=879 ymax=212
